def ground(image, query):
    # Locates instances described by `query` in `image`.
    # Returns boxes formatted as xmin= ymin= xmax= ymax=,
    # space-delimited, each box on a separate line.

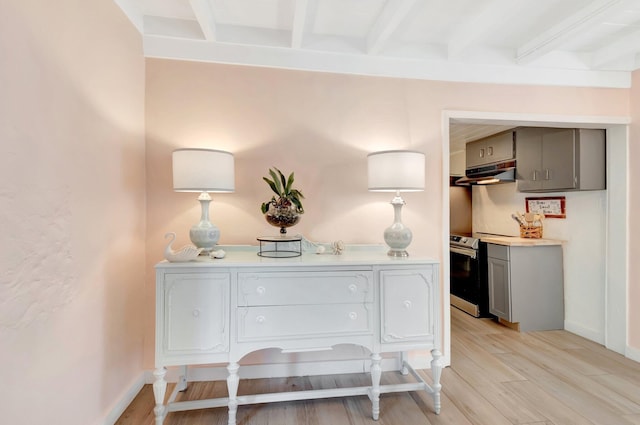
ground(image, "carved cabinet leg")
xmin=177 ymin=365 xmax=188 ymax=392
xmin=152 ymin=367 xmax=167 ymax=425
xmin=370 ymin=353 xmax=382 ymax=420
xmin=400 ymin=351 xmax=409 ymax=375
xmin=430 ymin=349 xmax=443 ymax=414
xmin=227 ymin=362 xmax=240 ymax=425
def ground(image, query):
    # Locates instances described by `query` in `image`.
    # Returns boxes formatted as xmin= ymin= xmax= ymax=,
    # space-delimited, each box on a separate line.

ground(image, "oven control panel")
xmin=450 ymin=235 xmax=479 ymax=249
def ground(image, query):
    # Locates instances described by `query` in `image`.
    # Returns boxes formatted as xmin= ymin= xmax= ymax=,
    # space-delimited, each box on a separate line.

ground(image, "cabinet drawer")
xmin=237 ymin=304 xmax=373 ymax=341
xmin=238 ymin=271 xmax=373 ymax=306
xmin=487 ymin=243 xmax=509 ymax=260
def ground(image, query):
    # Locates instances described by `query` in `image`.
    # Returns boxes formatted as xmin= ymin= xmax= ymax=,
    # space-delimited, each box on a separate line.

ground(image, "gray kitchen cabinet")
xmin=515 ymin=127 xmax=606 ymax=192
xmin=487 ymin=255 xmax=510 ymax=319
xmin=487 ymin=243 xmax=564 ymax=332
xmin=466 ymin=130 xmax=515 ymax=168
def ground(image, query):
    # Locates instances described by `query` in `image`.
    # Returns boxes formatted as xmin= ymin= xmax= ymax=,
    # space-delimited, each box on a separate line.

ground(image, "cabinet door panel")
xmin=466 ymin=140 xmax=487 ymax=168
xmin=380 ymin=269 xmax=435 ymax=344
xmin=466 ymin=132 xmax=514 ymax=168
xmin=488 ymin=258 xmax=510 ymax=320
xmin=485 ymin=132 xmax=514 ymax=163
xmin=164 ymin=273 xmax=229 ymax=354
xmin=515 ymin=128 xmax=543 ymax=191
xmin=542 ymin=129 xmax=576 ymax=190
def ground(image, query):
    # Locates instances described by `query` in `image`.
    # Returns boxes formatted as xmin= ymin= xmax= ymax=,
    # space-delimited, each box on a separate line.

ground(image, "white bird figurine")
xmin=163 ymin=232 xmax=203 ymax=262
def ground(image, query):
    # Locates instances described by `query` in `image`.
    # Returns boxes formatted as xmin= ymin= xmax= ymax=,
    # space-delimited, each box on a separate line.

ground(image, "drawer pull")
xmin=348 ymin=284 xmax=358 ymax=294
xmin=256 ymin=286 xmax=266 ymax=295
xmin=349 ymin=312 xmax=358 ymax=320
xmin=403 ymin=301 xmax=412 ymax=310
xmin=256 ymin=315 xmax=266 ymax=324
xmin=192 ymin=309 xmax=200 ymax=318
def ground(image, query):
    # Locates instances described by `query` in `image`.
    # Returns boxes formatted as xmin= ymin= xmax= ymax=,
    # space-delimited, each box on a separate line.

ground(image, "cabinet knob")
xmin=403 ymin=301 xmax=412 ymax=310
xmin=256 ymin=286 xmax=266 ymax=295
xmin=348 ymin=284 xmax=358 ymax=294
xmin=256 ymin=315 xmax=266 ymax=324
xmin=349 ymin=312 xmax=358 ymax=320
xmin=192 ymin=309 xmax=200 ymax=318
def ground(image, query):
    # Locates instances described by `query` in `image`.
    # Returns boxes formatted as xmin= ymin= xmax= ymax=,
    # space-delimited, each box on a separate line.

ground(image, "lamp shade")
xmin=367 ymin=150 xmax=425 ymax=192
xmin=172 ymin=148 xmax=235 ymax=192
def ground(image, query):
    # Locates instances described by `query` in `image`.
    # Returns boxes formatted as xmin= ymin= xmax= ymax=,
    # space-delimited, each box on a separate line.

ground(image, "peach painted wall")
xmin=630 ymin=69 xmax=640 ymax=354
xmin=145 ymin=58 xmax=634 ymax=367
xmin=0 ymin=1 xmax=145 ymax=424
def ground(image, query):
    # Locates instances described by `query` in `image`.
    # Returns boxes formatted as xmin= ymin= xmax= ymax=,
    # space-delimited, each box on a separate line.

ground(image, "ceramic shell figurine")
xmin=164 ymin=232 xmax=203 ymax=262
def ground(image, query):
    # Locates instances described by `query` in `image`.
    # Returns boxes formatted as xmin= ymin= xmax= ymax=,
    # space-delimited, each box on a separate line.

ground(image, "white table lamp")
xmin=368 ymin=150 xmax=425 ymax=257
xmin=173 ymin=148 xmax=235 ymax=253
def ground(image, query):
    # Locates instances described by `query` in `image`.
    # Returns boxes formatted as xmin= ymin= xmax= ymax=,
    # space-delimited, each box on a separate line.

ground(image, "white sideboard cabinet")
xmin=153 ymin=250 xmax=442 ymax=425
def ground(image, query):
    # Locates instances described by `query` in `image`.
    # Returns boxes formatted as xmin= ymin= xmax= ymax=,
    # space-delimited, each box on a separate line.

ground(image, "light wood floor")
xmin=116 ymin=308 xmax=640 ymax=424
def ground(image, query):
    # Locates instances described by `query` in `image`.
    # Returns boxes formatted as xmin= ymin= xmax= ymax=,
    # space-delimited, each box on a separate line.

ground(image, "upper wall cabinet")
xmin=465 ymin=131 xmax=515 ymax=168
xmin=515 ymin=128 xmax=606 ymax=192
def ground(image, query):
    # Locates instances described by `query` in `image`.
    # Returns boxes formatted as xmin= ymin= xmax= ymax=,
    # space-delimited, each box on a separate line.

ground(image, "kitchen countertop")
xmin=479 ymin=235 xmax=564 ymax=246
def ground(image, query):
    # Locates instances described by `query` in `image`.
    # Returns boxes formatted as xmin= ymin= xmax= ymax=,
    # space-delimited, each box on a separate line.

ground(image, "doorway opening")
xmin=441 ymin=111 xmax=629 ymax=365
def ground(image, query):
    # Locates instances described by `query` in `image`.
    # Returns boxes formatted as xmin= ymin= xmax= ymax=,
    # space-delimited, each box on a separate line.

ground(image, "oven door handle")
xmin=450 ymin=246 xmax=477 ymax=259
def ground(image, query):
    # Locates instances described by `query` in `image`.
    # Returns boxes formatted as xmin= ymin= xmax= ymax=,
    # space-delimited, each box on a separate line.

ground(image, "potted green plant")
xmin=261 ymin=167 xmax=305 ymax=234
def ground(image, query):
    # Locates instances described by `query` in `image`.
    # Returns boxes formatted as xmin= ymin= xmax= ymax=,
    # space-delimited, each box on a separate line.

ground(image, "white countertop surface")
xmin=479 ymin=235 xmax=564 ymax=246
xmin=156 ymin=244 xmax=439 ymax=268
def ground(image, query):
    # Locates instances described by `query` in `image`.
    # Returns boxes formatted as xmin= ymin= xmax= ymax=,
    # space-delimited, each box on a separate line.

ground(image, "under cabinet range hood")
xmin=455 ymin=130 xmax=516 ymax=186
xmin=455 ymin=160 xmax=516 ymax=185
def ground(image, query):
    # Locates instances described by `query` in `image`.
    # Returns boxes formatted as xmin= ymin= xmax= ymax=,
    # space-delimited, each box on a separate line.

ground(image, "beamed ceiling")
xmin=114 ymin=0 xmax=640 ymax=88
xmin=113 ymin=0 xmax=638 ymax=152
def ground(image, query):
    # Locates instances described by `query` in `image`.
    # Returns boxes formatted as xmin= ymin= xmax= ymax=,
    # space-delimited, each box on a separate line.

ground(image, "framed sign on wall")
xmin=525 ymin=196 xmax=566 ymax=218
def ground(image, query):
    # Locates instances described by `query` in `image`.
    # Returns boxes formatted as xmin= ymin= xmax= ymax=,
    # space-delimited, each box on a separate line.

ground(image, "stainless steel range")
xmin=449 ymin=234 xmax=491 ymax=318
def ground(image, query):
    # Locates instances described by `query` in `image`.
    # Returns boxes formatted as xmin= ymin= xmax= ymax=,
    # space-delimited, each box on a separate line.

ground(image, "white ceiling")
xmin=114 ymin=1 xmax=637 ymax=152
xmin=115 ymin=0 xmax=640 ymax=88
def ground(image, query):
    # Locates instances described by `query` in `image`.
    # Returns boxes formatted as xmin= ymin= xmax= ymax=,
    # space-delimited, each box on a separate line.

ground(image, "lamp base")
xmin=384 ymin=225 xmax=412 ymax=257
xmin=189 ymin=222 xmax=220 ymax=254
xmin=387 ymin=249 xmax=409 ymax=258
xmin=189 ymin=192 xmax=220 ymax=254
xmin=383 ymin=195 xmax=413 ymax=257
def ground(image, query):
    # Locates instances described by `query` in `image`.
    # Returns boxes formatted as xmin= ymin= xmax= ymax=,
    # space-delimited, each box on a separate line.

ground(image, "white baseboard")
xmin=564 ymin=320 xmax=605 ymax=345
xmin=564 ymin=321 xmax=640 ymax=363
xmin=626 ymin=345 xmax=640 ymax=363
xmin=103 ymin=373 xmax=145 ymax=425
xmin=142 ymin=349 xmax=440 ymax=384
xmin=143 ymin=357 xmax=416 ymax=384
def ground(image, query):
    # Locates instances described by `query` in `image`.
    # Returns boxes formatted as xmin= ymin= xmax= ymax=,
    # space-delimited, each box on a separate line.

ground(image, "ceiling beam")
xmin=291 ymin=0 xmax=309 ymax=49
xmin=112 ymin=0 xmax=143 ymax=33
xmin=591 ymin=28 xmax=640 ymax=68
xmin=516 ymin=0 xmax=623 ymax=64
xmin=448 ymin=0 xmax=522 ymax=58
xmin=189 ymin=0 xmax=217 ymax=41
xmin=367 ymin=0 xmax=418 ymax=55
xmin=143 ymin=35 xmax=632 ymax=88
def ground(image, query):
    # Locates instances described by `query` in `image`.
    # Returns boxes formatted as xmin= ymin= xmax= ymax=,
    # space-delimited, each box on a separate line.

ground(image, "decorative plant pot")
xmin=265 ymin=205 xmax=301 ymax=234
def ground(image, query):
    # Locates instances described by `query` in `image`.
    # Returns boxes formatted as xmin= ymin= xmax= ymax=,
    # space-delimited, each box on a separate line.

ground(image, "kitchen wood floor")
xmin=116 ymin=308 xmax=640 ymax=425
